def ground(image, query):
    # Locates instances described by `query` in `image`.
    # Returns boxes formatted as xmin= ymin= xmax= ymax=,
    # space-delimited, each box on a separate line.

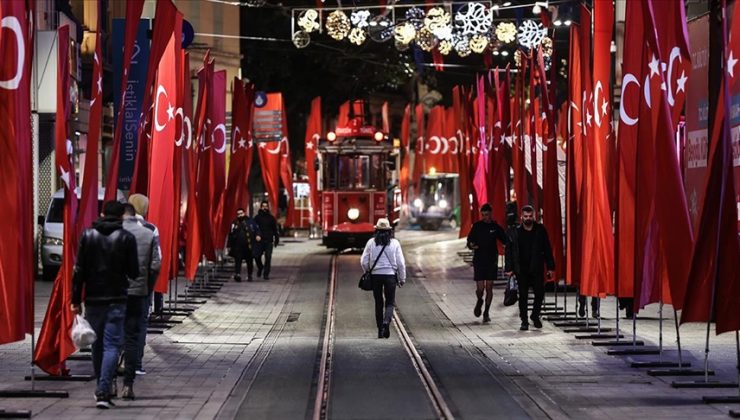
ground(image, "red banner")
xmin=565 ymin=25 xmax=583 ymax=286
xmin=256 ymin=93 xmax=287 ymax=213
xmin=104 ymin=0 xmax=144 ymax=202
xmin=472 ymin=75 xmax=488 ymax=206
xmin=399 ymin=104 xmax=411 ymax=204
xmin=490 ymin=68 xmax=508 ymax=232
xmin=196 ymin=58 xmax=216 ymax=259
xmin=304 ymin=97 xmax=321 ymax=222
xmin=35 ymin=25 xmax=76 ymax=374
xmin=279 ymin=107 xmax=296 ymax=228
xmin=0 ymin=0 xmax=34 ymax=345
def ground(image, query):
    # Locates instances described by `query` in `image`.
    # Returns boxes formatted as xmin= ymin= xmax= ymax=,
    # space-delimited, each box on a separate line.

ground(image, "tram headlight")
xmin=413 ymin=198 xmax=423 ymax=209
xmin=374 ymin=131 xmax=384 ymax=142
xmin=438 ymin=199 xmax=448 ymax=209
xmin=327 ymin=131 xmax=337 ymax=142
xmin=347 ymin=207 xmax=360 ymax=221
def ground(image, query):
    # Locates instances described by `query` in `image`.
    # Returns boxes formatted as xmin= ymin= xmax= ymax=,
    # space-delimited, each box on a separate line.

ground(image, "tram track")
xmin=313 ymin=253 xmax=455 ymax=420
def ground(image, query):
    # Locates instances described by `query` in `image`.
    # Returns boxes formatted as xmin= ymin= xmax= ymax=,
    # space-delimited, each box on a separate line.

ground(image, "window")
xmin=323 ymin=153 xmax=387 ymax=190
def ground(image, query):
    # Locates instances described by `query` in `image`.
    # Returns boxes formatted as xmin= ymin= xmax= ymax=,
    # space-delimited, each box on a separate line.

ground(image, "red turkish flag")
xmin=104 ymin=0 xmax=144 ymax=202
xmin=149 ymin=17 xmax=182 ymax=294
xmin=256 ymin=93 xmax=287 ymax=213
xmin=381 ymin=101 xmax=390 ymax=133
xmin=682 ymin=0 xmax=740 ymax=333
xmin=279 ymin=109 xmax=296 ymax=228
xmin=337 ymin=101 xmax=350 ymax=128
xmin=169 ymin=50 xmax=190 ymax=280
xmin=424 ymin=106 xmax=446 ymax=173
xmin=490 ymin=68 xmax=509 ymax=233
xmin=472 ymin=75 xmax=489 ymax=206
xmin=455 ymin=87 xmax=475 ymax=238
xmin=399 ymin=104 xmax=411 ymax=204
xmin=184 ymin=53 xmax=210 ymax=279
xmin=444 ymin=106 xmax=459 ymax=173
xmin=0 ymin=0 xmax=35 ymax=345
xmin=222 ymin=78 xmax=256 ymax=234
xmin=565 ymin=25 xmax=584 ymax=286
xmin=79 ymin=12 xmax=103 ymax=235
xmin=304 ymin=97 xmax=321 ymax=223
xmin=195 ymin=58 xmax=216 ymax=260
xmin=130 ymin=0 xmax=179 ymax=195
xmin=208 ymin=70 xmax=228 ymax=252
xmin=35 ymin=25 xmax=76 ymax=374
xmin=511 ymin=60 xmax=527 ymax=210
xmin=412 ymin=104 xmax=425 ymax=186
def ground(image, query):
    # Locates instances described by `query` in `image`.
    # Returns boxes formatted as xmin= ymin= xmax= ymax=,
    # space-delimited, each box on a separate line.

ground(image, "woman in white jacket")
xmin=361 ymin=218 xmax=406 ymax=339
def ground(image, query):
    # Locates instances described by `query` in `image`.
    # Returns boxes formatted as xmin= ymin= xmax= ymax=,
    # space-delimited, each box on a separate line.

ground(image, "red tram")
xmin=317 ymin=103 xmax=397 ymax=249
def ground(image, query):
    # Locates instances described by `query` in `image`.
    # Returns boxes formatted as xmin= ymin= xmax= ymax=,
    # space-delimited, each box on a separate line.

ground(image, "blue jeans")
xmin=86 ymin=303 xmax=126 ymax=397
xmin=124 ymin=295 xmax=148 ymax=386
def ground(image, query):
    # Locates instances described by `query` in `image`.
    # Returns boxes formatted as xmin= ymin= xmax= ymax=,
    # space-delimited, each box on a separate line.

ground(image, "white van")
xmin=40 ymin=188 xmax=124 ymax=281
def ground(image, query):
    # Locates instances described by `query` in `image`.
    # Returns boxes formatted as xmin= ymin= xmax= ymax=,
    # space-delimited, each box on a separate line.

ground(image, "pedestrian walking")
xmin=466 ymin=203 xmax=509 ymax=323
xmin=128 ymin=193 xmax=161 ymax=374
xmin=70 ymin=201 xmax=140 ymax=409
xmin=360 ymin=218 xmax=407 ymax=339
xmin=504 ymin=205 xmax=555 ymax=331
xmin=254 ymin=200 xmax=279 ymax=280
xmin=227 ymin=207 xmax=261 ymax=282
xmin=120 ymin=203 xmax=161 ymax=400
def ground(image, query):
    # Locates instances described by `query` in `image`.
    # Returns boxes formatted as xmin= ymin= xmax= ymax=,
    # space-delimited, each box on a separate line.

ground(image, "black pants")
xmin=123 ymin=295 xmax=147 ymax=386
xmin=517 ymin=272 xmax=544 ymax=323
xmin=372 ymin=274 xmax=397 ymax=329
xmin=255 ymin=242 xmax=273 ymax=277
xmin=234 ymin=251 xmax=254 ymax=277
xmin=579 ymin=295 xmax=600 ymax=311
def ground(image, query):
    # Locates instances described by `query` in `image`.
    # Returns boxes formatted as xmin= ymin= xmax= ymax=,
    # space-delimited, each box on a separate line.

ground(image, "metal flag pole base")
xmin=729 ymin=410 xmax=740 ymax=418
xmin=592 ymin=340 xmax=645 ymax=347
xmin=671 ymin=380 xmax=738 ymax=389
xmin=606 ymin=346 xmax=661 ymax=356
xmin=0 ymin=389 xmax=68 ymax=398
xmin=700 ymin=331 xmax=740 ymax=404
xmin=648 ymin=368 xmax=711 ymax=376
xmin=0 ymin=409 xmax=32 ymax=418
xmin=574 ymin=332 xmax=622 ymax=339
xmin=630 ymin=359 xmax=692 ymax=368
xmin=24 ymin=374 xmax=93 ymax=382
xmin=552 ymin=320 xmax=594 ymax=328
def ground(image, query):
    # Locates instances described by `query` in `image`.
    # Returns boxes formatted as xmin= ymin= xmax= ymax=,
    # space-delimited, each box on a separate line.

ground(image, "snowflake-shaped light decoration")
xmin=394 ymin=22 xmax=416 ymax=45
xmin=350 ymin=10 xmax=371 ymax=28
xmin=297 ymin=9 xmax=320 ymax=33
xmin=495 ymin=22 xmax=517 ymax=44
xmin=454 ymin=2 xmax=492 ymax=36
xmin=405 ymin=7 xmax=426 ymax=29
xmin=433 ymin=24 xmax=453 ymax=41
xmin=517 ymin=20 xmax=546 ymax=49
xmin=438 ymin=39 xmax=453 ymax=55
xmin=424 ymin=7 xmax=450 ymax=32
xmin=453 ymin=34 xmax=471 ymax=57
xmin=349 ymin=27 xmax=366 ymax=45
xmin=542 ymin=36 xmax=553 ymax=57
xmin=292 ymin=30 xmax=311 ymax=48
xmin=326 ymin=10 xmax=350 ymax=41
xmin=470 ymin=34 xmax=489 ymax=53
xmin=415 ymin=27 xmax=437 ymax=52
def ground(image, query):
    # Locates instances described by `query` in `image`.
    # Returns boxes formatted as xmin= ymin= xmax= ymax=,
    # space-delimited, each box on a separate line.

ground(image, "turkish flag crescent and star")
xmin=682 ymin=0 xmax=740 ymax=334
xmin=104 ymin=0 xmax=144 ymax=202
xmin=149 ymin=14 xmax=182 ymax=294
xmin=565 ymin=24 xmax=583 ymax=287
xmin=0 ymin=0 xmax=35 ymax=345
xmin=209 ymin=70 xmax=228 ymax=249
xmin=305 ymin=97 xmax=322 ymax=223
xmin=34 ymin=25 xmax=77 ymax=375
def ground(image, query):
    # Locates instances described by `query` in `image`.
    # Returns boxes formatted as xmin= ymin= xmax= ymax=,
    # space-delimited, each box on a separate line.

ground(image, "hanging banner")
xmin=112 ymin=18 xmax=149 ymax=190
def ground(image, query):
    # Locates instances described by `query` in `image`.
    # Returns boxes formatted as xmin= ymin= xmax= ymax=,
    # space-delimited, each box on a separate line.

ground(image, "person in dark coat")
xmin=227 ymin=208 xmax=261 ymax=282
xmin=254 ymin=200 xmax=279 ymax=280
xmin=466 ymin=203 xmax=509 ymax=323
xmin=70 ymin=201 xmax=140 ymax=409
xmin=505 ymin=205 xmax=555 ymax=331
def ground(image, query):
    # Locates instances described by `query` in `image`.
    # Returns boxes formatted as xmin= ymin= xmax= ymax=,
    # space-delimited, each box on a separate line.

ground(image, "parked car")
xmin=39 ymin=188 xmax=124 ymax=281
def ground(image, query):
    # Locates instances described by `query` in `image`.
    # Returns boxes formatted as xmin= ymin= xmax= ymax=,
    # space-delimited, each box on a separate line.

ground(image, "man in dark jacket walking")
xmin=70 ymin=201 xmax=140 ymax=409
xmin=254 ymin=200 xmax=279 ymax=280
xmin=120 ymin=204 xmax=161 ymax=400
xmin=505 ymin=205 xmax=555 ymax=331
xmin=227 ymin=208 xmax=261 ymax=282
xmin=466 ymin=203 xmax=508 ymax=323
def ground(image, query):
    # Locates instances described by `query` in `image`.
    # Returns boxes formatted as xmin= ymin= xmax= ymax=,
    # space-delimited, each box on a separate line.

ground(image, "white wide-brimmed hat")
xmin=375 ymin=218 xmax=392 ymax=230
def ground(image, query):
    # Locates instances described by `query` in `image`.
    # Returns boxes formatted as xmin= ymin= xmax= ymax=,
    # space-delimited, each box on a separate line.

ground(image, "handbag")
xmin=70 ymin=314 xmax=97 ymax=349
xmin=503 ymin=274 xmax=519 ymax=306
xmin=359 ymin=243 xmax=388 ymax=291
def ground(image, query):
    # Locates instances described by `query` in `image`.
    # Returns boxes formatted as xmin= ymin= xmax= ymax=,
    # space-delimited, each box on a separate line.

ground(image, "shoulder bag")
xmin=359 ymin=243 xmax=388 ymax=291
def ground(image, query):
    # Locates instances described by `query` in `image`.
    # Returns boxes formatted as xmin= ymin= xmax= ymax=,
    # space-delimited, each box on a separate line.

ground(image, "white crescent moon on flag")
xmin=231 ymin=126 xmax=241 ymax=153
xmin=183 ymin=116 xmax=192 ymax=149
xmin=427 ymin=136 xmax=441 ymax=154
xmin=593 ymin=81 xmax=604 ymax=127
xmin=213 ymin=123 xmax=227 ymax=154
xmin=265 ymin=140 xmax=282 ymax=154
xmin=440 ymin=136 xmax=449 ymax=154
xmin=666 ymin=46 xmax=681 ymax=107
xmin=416 ymin=136 xmax=424 ymax=153
xmin=154 ymin=85 xmax=168 ymax=132
xmin=619 ymin=73 xmax=639 ymax=126
xmin=448 ymin=136 xmax=458 ymax=154
xmin=174 ymin=107 xmax=185 ymax=146
xmin=0 ymin=17 xmax=24 ymax=90
xmin=643 ymin=74 xmax=652 ymax=109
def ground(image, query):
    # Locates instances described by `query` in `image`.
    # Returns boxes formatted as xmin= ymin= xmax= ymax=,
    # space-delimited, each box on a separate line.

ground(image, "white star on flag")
xmin=601 ymin=98 xmax=608 ymax=116
xmin=166 ymin=103 xmax=175 ymax=121
xmin=260 ymin=141 xmax=266 ymax=148
xmin=306 ymin=141 xmax=314 ymax=150
xmin=728 ymin=51 xmax=738 ymax=78
xmin=60 ymin=166 xmax=70 ymax=189
xmin=248 ymin=139 xmax=254 ymax=148
xmin=97 ymin=74 xmax=102 ymax=94
xmin=649 ymin=54 xmax=661 ymax=77
xmin=676 ymin=71 xmax=688 ymax=92
xmin=586 ymin=110 xmax=593 ymax=127
xmin=238 ymin=138 xmax=246 ymax=148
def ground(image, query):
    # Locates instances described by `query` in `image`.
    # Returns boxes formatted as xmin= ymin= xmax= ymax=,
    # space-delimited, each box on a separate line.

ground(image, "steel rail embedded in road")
xmin=313 ymin=254 xmax=338 ymax=420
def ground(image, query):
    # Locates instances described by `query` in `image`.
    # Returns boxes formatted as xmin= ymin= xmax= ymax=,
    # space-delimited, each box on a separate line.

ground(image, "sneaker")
xmin=578 ymin=305 xmax=586 ymax=318
xmin=121 ymin=385 xmax=135 ymax=400
xmin=520 ymin=322 xmax=529 ymax=331
xmin=96 ymin=397 xmax=112 ymax=409
xmin=531 ymin=317 xmax=543 ymax=329
xmin=135 ymin=369 xmax=146 ymax=376
xmin=473 ymin=298 xmax=483 ymax=318
xmin=482 ymin=312 xmax=491 ymax=323
xmin=382 ymin=324 xmax=390 ymax=339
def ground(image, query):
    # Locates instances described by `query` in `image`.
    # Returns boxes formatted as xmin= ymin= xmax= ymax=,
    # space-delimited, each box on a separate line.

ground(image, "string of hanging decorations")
xmin=290 ymin=1 xmax=555 ymax=65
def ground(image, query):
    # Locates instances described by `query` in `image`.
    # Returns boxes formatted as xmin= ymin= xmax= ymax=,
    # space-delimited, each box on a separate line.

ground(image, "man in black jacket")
xmin=254 ymin=200 xmax=279 ymax=280
xmin=70 ymin=201 xmax=140 ymax=409
xmin=227 ymin=208 xmax=261 ymax=282
xmin=505 ymin=205 xmax=555 ymax=331
xmin=466 ymin=203 xmax=508 ymax=323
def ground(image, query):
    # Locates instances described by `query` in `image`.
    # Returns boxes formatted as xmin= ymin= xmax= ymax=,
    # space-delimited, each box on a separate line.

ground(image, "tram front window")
xmin=325 ymin=154 xmax=386 ymax=190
